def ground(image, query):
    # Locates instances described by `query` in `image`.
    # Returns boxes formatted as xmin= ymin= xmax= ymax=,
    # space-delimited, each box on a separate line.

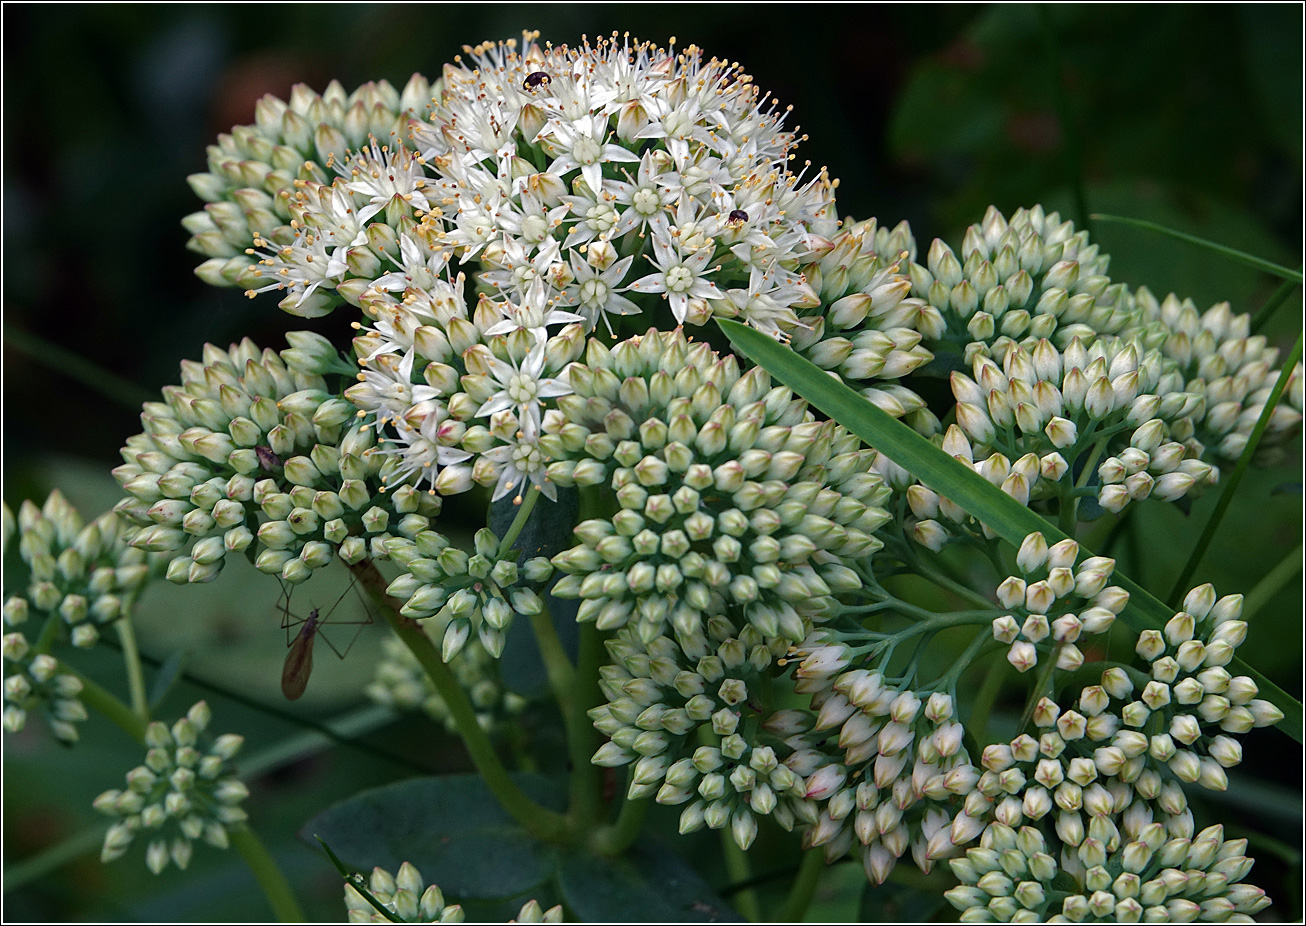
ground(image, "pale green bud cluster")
xmin=889 ymin=333 xmax=1220 ymax=549
xmin=588 ymin=627 xmax=807 ymax=851
xmin=92 ymin=701 xmax=247 ymax=874
xmin=112 ymin=337 xmax=433 ymax=586
xmin=790 ymin=217 xmax=937 ymax=426
xmin=945 ymin=821 xmax=1269 ymax=923
xmin=344 ymin=861 xmax=464 ymax=924
xmin=2 ymin=631 xmax=86 ymax=743
xmin=4 ymin=492 xmax=152 ymax=649
xmin=383 ymin=526 xmax=550 ymax=660
xmin=1132 ymin=287 xmax=1304 ymax=463
xmin=547 ymin=329 xmax=890 ymax=654
xmin=987 ymin=532 xmax=1126 ymax=673
xmin=185 ymin=76 xmax=435 ymax=290
xmin=910 ymin=205 xmax=1132 ymax=359
xmin=342 ymin=860 xmax=562 ymax=923
xmin=783 ymin=652 xmax=980 ymax=883
xmin=366 ymin=630 xmax=527 ymax=732
xmin=957 ymin=585 xmax=1280 ymax=892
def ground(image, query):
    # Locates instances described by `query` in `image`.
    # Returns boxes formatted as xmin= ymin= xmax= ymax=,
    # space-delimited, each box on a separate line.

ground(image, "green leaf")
xmin=1090 ymin=214 xmax=1303 ymax=283
xmin=1167 ymin=334 xmax=1303 ymax=600
xmin=718 ymin=318 xmax=1303 ymax=743
xmin=301 ymin=774 xmax=564 ymax=900
xmin=147 ymin=649 xmax=187 ymax=712
xmin=488 ymin=486 xmax=580 ymax=564
xmin=556 ymin=841 xmax=742 ymax=922
xmin=315 ymin=837 xmax=402 ymax=923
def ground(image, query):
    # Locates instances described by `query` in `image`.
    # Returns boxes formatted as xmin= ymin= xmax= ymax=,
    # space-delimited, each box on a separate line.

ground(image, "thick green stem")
xmin=3 ymin=324 xmax=155 ymax=411
xmin=722 ymin=833 xmax=760 ymax=922
xmin=73 ymin=669 xmax=147 ymax=744
xmin=776 ymin=848 xmax=824 ymax=923
xmin=588 ymin=790 xmax=649 ymax=856
xmin=229 ymin=826 xmax=305 ymax=923
xmin=528 ymin=606 xmax=577 ymax=712
xmin=1061 ymin=435 xmax=1108 ymax=535
xmin=115 ymin=618 xmax=149 ymax=721
xmin=567 ymin=620 xmax=605 ymax=829
xmin=967 ymin=650 xmax=1007 ymax=745
xmin=496 ymin=485 xmax=541 ymax=559
xmin=904 ymin=554 xmax=995 ymax=610
xmin=1167 ymin=334 xmax=1304 ymax=603
xmin=350 ymin=560 xmax=572 ymax=843
xmin=2 ymin=823 xmax=106 ymax=892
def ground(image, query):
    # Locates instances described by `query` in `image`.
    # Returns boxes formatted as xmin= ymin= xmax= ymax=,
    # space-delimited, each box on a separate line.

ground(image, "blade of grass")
xmin=1090 ymin=215 xmax=1303 ymax=283
xmin=1167 ymin=334 xmax=1303 ymax=602
xmin=97 ymin=634 xmax=433 ymax=774
xmin=4 ymin=323 xmax=155 ymax=411
xmin=2 ymin=824 xmax=107 ymax=892
xmin=718 ymin=318 xmax=1303 ymax=742
xmin=1243 ymin=542 xmax=1303 ymax=623
xmin=1251 ymin=278 xmax=1301 ymax=334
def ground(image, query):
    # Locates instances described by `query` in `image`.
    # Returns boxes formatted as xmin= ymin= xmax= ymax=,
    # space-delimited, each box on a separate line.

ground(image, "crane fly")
xmin=277 ymin=573 xmax=373 ymax=701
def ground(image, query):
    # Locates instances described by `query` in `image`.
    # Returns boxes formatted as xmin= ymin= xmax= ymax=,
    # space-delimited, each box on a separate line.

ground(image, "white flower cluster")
xmin=234 ymin=33 xmax=849 ymax=504
xmin=879 ymin=332 xmax=1227 ymax=551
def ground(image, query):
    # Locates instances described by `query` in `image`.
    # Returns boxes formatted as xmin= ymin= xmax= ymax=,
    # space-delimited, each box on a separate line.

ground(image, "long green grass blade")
xmin=1090 ymin=214 xmax=1303 ymax=283
xmin=4 ymin=324 xmax=155 ymax=411
xmin=1243 ymin=542 xmax=1303 ymax=623
xmin=1167 ymin=334 xmax=1303 ymax=602
xmin=1251 ymin=278 xmax=1301 ymax=334
xmin=719 ymin=318 xmax=1303 ymax=743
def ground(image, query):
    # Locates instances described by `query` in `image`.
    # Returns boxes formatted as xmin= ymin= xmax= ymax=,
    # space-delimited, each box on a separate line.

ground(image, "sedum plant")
xmin=5 ymin=30 xmax=1301 ymax=923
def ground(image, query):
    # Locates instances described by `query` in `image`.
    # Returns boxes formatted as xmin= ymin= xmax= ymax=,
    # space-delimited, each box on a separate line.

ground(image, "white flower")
xmin=373 ymin=402 xmax=474 ymax=494
xmin=342 ymin=140 xmax=432 ymax=224
xmin=345 ymin=352 xmax=439 ymax=433
xmin=477 ymin=412 xmax=557 ymax=502
xmin=482 ymin=278 xmax=584 ymax=342
xmin=243 ymin=183 xmax=365 ymax=314
xmin=626 ymin=231 xmax=723 ymax=324
xmin=472 ymin=343 xmax=572 ymax=434
xmin=371 ymin=231 xmax=453 ymax=293
xmin=538 ymin=114 xmax=639 ymax=198
xmin=560 ymin=250 xmax=639 ymax=336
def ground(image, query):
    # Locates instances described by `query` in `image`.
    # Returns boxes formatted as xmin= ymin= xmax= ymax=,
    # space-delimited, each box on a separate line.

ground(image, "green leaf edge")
xmin=718 ymin=318 xmax=1303 ymax=743
xmin=1091 ymin=214 xmax=1303 ymax=283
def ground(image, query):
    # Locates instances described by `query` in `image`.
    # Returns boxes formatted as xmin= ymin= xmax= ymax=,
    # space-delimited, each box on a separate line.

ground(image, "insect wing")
xmin=281 ymin=622 xmax=316 ymax=701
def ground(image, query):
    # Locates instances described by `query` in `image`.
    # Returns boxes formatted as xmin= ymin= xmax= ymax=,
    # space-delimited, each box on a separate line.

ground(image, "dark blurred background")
xmin=3 ymin=5 xmax=1302 ymax=922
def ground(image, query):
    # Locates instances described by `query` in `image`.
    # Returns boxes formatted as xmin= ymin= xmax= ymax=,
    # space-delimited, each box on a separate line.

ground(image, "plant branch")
xmin=567 ymin=620 xmax=605 ymax=829
xmin=229 ymin=826 xmax=305 ymax=923
xmin=72 ymin=667 xmax=147 ymax=744
xmin=350 ymin=559 xmax=572 ymax=843
xmin=776 ymin=848 xmax=824 ymax=922
xmin=1251 ymin=277 xmax=1301 ymax=334
xmin=1243 ymin=542 xmax=1303 ymax=623
xmin=115 ymin=618 xmax=149 ymax=722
